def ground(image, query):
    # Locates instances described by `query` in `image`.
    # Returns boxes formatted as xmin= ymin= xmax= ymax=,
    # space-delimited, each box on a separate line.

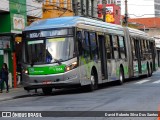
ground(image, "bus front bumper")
xmin=22 ymin=69 xmax=81 ymax=90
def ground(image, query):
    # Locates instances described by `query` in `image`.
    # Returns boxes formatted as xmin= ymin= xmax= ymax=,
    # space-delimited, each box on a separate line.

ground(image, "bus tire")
xmin=150 ymin=63 xmax=153 ymax=77
xmin=42 ymin=87 xmax=52 ymax=95
xmin=147 ymin=63 xmax=151 ymax=77
xmin=85 ymin=70 xmax=98 ymax=92
xmin=118 ymin=67 xmax=124 ymax=85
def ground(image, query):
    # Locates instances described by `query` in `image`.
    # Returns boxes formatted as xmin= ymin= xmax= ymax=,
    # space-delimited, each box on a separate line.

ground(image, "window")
xmin=64 ymin=0 xmax=67 ymax=8
xmin=112 ymin=35 xmax=119 ymax=59
xmin=105 ymin=35 xmax=112 ymax=59
xmin=141 ymin=40 xmax=145 ymax=58
xmin=118 ymin=36 xmax=126 ymax=59
xmin=56 ymin=0 xmax=60 ymax=7
xmin=131 ymin=37 xmax=136 ymax=58
xmin=84 ymin=31 xmax=90 ymax=46
xmin=77 ymin=31 xmax=90 ymax=58
xmin=89 ymin=32 xmax=98 ymax=60
xmin=77 ymin=31 xmax=83 ymax=56
xmin=139 ymin=39 xmax=143 ymax=58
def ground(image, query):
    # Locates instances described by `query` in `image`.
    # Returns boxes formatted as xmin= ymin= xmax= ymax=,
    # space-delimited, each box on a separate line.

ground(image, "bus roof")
xmin=128 ymin=27 xmax=148 ymax=36
xmin=24 ymin=16 xmax=123 ymax=31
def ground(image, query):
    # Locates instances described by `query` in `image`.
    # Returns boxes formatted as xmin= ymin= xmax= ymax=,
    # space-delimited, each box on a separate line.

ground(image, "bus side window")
xmin=89 ymin=32 xmax=98 ymax=60
xmin=84 ymin=31 xmax=91 ymax=58
xmin=105 ymin=35 xmax=112 ymax=59
xmin=118 ymin=36 xmax=126 ymax=59
xmin=132 ymin=38 xmax=138 ymax=59
xmin=112 ymin=35 xmax=119 ymax=59
xmin=140 ymin=39 xmax=144 ymax=59
xmin=142 ymin=40 xmax=146 ymax=59
xmin=131 ymin=37 xmax=135 ymax=58
xmin=77 ymin=31 xmax=83 ymax=56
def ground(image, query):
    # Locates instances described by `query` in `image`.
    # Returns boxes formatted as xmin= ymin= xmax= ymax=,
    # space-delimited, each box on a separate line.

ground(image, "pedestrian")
xmin=0 ymin=63 xmax=9 ymax=93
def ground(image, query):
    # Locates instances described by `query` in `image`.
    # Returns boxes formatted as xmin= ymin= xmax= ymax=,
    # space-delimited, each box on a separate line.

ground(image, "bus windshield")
xmin=25 ymin=37 xmax=75 ymax=64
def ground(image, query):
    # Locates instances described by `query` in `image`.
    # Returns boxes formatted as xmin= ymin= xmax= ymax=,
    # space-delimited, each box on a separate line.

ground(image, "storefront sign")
xmin=13 ymin=14 xmax=25 ymax=30
xmin=10 ymin=0 xmax=27 ymax=33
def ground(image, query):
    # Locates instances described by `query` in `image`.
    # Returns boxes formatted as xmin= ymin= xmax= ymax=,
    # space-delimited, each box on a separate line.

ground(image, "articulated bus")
xmin=21 ymin=16 xmax=158 ymax=94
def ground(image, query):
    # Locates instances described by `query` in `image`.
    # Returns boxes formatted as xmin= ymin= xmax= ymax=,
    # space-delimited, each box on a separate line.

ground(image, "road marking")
xmin=135 ymin=80 xmax=150 ymax=84
xmin=152 ymin=80 xmax=160 ymax=84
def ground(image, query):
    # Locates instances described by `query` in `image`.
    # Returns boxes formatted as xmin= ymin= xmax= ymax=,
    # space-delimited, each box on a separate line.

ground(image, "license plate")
xmin=43 ymin=80 xmax=52 ymax=84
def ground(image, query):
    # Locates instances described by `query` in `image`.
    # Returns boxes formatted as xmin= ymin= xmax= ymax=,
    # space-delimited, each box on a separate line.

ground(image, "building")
xmin=155 ymin=0 xmax=160 ymax=17
xmin=97 ymin=0 xmax=121 ymax=5
xmin=72 ymin=0 xmax=98 ymax=18
xmin=121 ymin=0 xmax=160 ymax=18
xmin=98 ymin=4 xmax=121 ymax=24
xmin=27 ymin=0 xmax=42 ymax=25
xmin=0 ymin=0 xmax=42 ymax=88
xmin=115 ymin=0 xmax=121 ymax=6
xmin=128 ymin=17 xmax=160 ymax=36
xmin=42 ymin=0 xmax=73 ymax=19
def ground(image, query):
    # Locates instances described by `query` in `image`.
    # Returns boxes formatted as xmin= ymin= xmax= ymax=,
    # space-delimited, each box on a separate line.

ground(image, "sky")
xmin=121 ymin=0 xmax=155 ymax=18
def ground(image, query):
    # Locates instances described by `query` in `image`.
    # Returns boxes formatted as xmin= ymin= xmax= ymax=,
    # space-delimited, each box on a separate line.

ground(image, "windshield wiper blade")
xmin=31 ymin=59 xmax=35 ymax=67
xmin=54 ymin=58 xmax=62 ymax=65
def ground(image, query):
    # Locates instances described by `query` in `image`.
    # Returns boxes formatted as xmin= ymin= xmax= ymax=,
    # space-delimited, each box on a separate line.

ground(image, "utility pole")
xmin=124 ymin=0 xmax=128 ymax=26
xmin=102 ymin=0 xmax=106 ymax=22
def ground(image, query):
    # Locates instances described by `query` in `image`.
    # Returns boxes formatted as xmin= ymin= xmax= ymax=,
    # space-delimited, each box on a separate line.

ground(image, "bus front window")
xmin=26 ymin=40 xmax=45 ymax=64
xmin=25 ymin=37 xmax=75 ymax=64
xmin=46 ymin=37 xmax=75 ymax=64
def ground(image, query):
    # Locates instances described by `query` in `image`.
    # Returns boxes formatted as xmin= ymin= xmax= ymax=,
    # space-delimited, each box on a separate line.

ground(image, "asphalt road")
xmin=1 ymin=70 xmax=160 ymax=120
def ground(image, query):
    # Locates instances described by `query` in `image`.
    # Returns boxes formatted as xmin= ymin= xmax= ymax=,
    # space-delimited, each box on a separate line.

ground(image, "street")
xmin=0 ymin=70 xmax=160 ymax=120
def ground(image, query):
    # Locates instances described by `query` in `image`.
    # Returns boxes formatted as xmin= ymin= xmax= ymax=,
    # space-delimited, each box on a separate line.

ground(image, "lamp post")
xmin=124 ymin=0 xmax=128 ymax=26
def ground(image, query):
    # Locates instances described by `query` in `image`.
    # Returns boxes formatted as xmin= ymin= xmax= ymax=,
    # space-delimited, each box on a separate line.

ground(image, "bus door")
xmin=98 ymin=34 xmax=108 ymax=80
xmin=77 ymin=30 xmax=92 ymax=82
xmin=134 ymin=39 xmax=142 ymax=74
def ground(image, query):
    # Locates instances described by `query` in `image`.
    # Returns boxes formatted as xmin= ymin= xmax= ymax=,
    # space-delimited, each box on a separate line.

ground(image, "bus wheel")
xmin=42 ymin=87 xmax=52 ymax=95
xmin=147 ymin=64 xmax=151 ymax=77
xmin=118 ymin=67 xmax=124 ymax=85
xmin=90 ymin=71 xmax=98 ymax=91
xmin=150 ymin=64 xmax=153 ymax=76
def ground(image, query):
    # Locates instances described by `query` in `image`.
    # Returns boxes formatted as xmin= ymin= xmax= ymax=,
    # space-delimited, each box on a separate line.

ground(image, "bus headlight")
xmin=25 ymin=70 xmax=29 ymax=74
xmin=65 ymin=61 xmax=78 ymax=72
xmin=22 ymin=69 xmax=29 ymax=74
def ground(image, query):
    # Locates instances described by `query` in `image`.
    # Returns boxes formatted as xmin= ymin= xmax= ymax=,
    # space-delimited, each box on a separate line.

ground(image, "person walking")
xmin=0 ymin=63 xmax=9 ymax=93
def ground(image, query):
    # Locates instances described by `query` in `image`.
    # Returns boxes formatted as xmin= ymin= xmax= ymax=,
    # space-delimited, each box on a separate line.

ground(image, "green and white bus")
xmin=21 ymin=16 xmax=158 ymax=94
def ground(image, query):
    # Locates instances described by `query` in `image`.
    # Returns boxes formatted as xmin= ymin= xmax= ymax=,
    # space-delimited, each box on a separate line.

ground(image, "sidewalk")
xmin=0 ymin=86 xmax=39 ymax=102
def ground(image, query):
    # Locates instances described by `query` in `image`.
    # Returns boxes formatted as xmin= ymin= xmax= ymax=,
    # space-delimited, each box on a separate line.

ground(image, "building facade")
xmin=27 ymin=0 xmax=42 ymax=25
xmin=0 ymin=0 xmax=42 ymax=88
xmin=98 ymin=4 xmax=121 ymax=24
xmin=74 ymin=0 xmax=98 ymax=18
xmin=154 ymin=0 xmax=160 ymax=17
xmin=43 ymin=0 xmax=73 ymax=19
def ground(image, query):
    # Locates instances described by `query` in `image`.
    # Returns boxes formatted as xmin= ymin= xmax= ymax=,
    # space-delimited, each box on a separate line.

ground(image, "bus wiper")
xmin=31 ymin=59 xmax=35 ymax=67
xmin=54 ymin=58 xmax=62 ymax=65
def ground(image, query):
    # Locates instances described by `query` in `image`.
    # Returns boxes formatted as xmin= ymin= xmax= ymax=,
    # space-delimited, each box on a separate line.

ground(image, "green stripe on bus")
xmin=28 ymin=64 xmax=66 ymax=75
xmin=116 ymin=66 xmax=128 ymax=76
xmin=141 ymin=64 xmax=147 ymax=72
